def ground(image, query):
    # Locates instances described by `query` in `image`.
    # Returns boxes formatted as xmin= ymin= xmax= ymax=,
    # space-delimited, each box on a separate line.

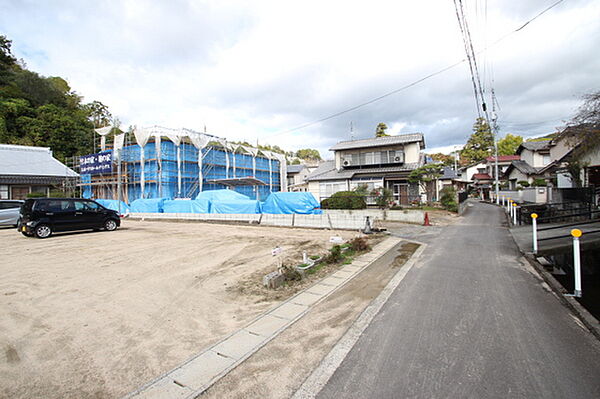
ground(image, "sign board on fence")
xmin=80 ymin=151 xmax=113 ymax=175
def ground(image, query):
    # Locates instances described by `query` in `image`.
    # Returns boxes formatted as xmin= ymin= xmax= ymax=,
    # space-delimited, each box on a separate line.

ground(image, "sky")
xmin=1 ymin=0 xmax=599 ymax=158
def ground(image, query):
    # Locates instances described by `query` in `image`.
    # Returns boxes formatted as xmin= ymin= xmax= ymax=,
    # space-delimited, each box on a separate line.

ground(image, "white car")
xmin=0 ymin=200 xmax=24 ymax=227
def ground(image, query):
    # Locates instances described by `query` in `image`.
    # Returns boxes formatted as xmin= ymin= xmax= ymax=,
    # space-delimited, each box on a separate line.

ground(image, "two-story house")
xmin=306 ymin=133 xmax=426 ymax=205
xmin=286 ymin=163 xmax=318 ymax=192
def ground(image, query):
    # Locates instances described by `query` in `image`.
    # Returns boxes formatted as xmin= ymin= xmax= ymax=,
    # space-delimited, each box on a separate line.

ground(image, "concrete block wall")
xmin=130 ymin=208 xmax=425 ymax=229
xmin=260 ymin=214 xmax=294 ymax=227
xmin=323 ymin=209 xmax=424 ymax=224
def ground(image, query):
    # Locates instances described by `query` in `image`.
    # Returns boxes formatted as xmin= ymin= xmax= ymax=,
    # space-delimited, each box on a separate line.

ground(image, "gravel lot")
xmin=0 ymin=220 xmax=352 ymax=399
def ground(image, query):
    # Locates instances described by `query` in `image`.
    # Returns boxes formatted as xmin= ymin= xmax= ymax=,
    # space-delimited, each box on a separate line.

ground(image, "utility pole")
xmin=454 ymin=145 xmax=459 ymax=173
xmin=491 ymin=90 xmax=500 ymax=205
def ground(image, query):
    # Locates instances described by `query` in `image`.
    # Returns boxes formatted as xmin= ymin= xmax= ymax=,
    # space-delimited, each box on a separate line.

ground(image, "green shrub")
xmin=321 ymin=191 xmax=366 ymax=209
xmin=517 ymin=180 xmax=530 ymax=188
xmin=532 ymin=178 xmax=547 ymax=187
xmin=324 ymin=245 xmax=343 ymax=264
xmin=440 ymin=186 xmax=458 ymax=212
xmin=26 ymin=192 xmax=46 ymax=198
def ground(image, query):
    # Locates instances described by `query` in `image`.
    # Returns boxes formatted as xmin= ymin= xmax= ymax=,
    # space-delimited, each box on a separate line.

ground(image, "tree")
xmin=497 ymin=133 xmax=523 ymax=155
xmin=563 ymin=91 xmax=600 ymax=186
xmin=84 ymin=100 xmax=112 ymax=128
xmin=408 ymin=163 xmax=443 ymax=203
xmin=0 ymin=35 xmax=17 ymax=84
xmin=375 ymin=122 xmax=389 ymax=137
xmin=296 ymin=148 xmax=321 ymax=160
xmin=460 ymin=117 xmax=494 ymax=163
xmin=429 ymin=152 xmax=454 ymax=166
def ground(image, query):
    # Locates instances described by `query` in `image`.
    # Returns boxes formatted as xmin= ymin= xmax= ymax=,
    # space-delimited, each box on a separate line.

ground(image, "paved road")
xmin=317 ymin=202 xmax=600 ymax=398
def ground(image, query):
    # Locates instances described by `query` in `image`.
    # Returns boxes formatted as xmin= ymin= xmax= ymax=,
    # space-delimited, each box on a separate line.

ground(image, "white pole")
xmin=572 ymin=229 xmax=582 ymax=297
xmin=513 ymin=204 xmax=517 ymax=225
xmin=507 ymin=199 xmax=511 ymax=213
xmin=531 ymin=213 xmax=538 ymax=254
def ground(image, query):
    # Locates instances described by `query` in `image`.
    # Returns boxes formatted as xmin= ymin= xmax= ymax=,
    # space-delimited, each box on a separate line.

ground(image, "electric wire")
xmin=263 ymin=0 xmax=565 ymax=138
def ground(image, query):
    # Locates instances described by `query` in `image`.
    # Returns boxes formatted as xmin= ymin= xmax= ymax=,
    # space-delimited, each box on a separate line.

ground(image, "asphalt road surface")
xmin=317 ymin=201 xmax=600 ymax=399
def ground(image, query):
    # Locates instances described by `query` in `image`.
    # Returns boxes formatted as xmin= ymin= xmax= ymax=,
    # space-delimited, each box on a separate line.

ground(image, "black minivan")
xmin=18 ymin=198 xmax=121 ymax=238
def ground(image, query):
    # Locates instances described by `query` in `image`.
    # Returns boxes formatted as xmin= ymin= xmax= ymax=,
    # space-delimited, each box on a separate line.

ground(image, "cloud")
xmin=1 ymin=0 xmax=598 ymax=159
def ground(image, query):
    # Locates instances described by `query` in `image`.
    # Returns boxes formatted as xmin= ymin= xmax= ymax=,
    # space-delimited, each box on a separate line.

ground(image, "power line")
xmin=264 ymin=0 xmax=565 ymax=139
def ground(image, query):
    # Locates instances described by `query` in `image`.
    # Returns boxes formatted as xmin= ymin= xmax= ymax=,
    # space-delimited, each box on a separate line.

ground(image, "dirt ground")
xmin=0 ymin=221 xmax=354 ymax=399
xmin=203 ymin=242 xmax=420 ymax=399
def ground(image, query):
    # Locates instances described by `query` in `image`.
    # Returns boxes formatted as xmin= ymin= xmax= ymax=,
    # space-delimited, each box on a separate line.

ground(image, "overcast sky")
xmin=1 ymin=0 xmax=598 ymax=157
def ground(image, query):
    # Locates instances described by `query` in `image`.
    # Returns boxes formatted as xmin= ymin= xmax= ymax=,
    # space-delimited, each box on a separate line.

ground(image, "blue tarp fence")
xmin=95 ymin=199 xmax=130 ymax=215
xmin=195 ymin=189 xmax=251 ymax=202
xmin=210 ymin=200 xmax=261 ymax=214
xmin=163 ymin=199 xmax=211 ymax=213
xmin=261 ymin=192 xmax=322 ymax=214
xmin=130 ymin=198 xmax=169 ymax=213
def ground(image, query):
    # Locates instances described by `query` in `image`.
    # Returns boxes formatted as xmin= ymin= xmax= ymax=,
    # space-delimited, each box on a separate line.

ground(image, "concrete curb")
xmin=123 ymin=236 xmax=405 ymax=399
xmin=292 ymin=241 xmax=426 ymax=399
xmin=502 ymin=202 xmax=600 ymax=342
xmin=524 ymin=254 xmax=600 ymax=341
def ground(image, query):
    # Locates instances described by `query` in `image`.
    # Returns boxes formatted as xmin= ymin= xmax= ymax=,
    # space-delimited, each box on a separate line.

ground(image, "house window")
xmin=0 ymin=185 xmax=8 ymax=199
xmin=319 ymin=181 xmax=347 ymax=199
xmin=477 ymin=168 xmax=486 ymax=174
xmin=542 ymin=155 xmax=550 ymax=166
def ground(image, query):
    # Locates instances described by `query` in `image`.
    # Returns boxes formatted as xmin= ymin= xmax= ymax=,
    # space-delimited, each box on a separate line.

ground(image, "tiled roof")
xmin=519 ymin=140 xmax=551 ymax=152
xmin=286 ymin=164 xmax=306 ymax=173
xmin=329 ymin=133 xmax=425 ymax=151
xmin=306 ymin=162 xmax=422 ymax=182
xmin=472 ymin=173 xmax=492 ymax=180
xmin=504 ymin=161 xmax=543 ymax=176
xmin=510 ymin=160 xmax=540 ymax=175
xmin=0 ymin=144 xmax=78 ymax=177
xmin=486 ymin=155 xmax=520 ymax=162
xmin=440 ymin=166 xmax=458 ymax=179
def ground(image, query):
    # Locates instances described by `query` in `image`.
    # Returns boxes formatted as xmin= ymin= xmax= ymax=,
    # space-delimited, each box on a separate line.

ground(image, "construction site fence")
xmin=81 ymin=142 xmax=281 ymax=201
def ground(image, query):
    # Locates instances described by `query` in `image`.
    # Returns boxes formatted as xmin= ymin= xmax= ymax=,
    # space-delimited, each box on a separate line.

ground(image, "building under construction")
xmin=79 ymin=126 xmax=286 ymax=202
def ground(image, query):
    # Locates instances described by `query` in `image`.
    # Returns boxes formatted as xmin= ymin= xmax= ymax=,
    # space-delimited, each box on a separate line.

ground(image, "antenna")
xmin=350 ymin=121 xmax=354 ymax=140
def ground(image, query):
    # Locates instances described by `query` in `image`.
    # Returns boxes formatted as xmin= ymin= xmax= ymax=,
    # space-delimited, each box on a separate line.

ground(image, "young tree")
xmin=497 ymin=133 xmax=523 ymax=155
xmin=375 ymin=122 xmax=389 ymax=137
xmin=408 ymin=163 xmax=443 ymax=202
xmin=296 ymin=148 xmax=322 ymax=160
xmin=460 ymin=117 xmax=494 ymax=163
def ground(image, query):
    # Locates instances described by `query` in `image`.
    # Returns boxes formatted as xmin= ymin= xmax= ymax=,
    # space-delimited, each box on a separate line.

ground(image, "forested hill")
xmin=0 ymin=35 xmax=112 ymax=162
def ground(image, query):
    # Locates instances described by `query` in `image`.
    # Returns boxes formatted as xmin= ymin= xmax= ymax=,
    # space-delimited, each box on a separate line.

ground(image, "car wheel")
xmin=34 ymin=224 xmax=52 ymax=239
xmin=21 ymin=231 xmax=33 ymax=237
xmin=104 ymin=219 xmax=118 ymax=231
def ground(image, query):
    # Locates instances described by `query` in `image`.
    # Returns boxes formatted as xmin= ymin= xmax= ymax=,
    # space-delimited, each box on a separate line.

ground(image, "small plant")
xmin=309 ymin=255 xmax=320 ymax=260
xmin=349 ymin=236 xmax=370 ymax=252
xmin=324 ymin=245 xmax=343 ymax=264
xmin=517 ymin=180 xmax=530 ymax=188
xmin=280 ymin=264 xmax=302 ymax=281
